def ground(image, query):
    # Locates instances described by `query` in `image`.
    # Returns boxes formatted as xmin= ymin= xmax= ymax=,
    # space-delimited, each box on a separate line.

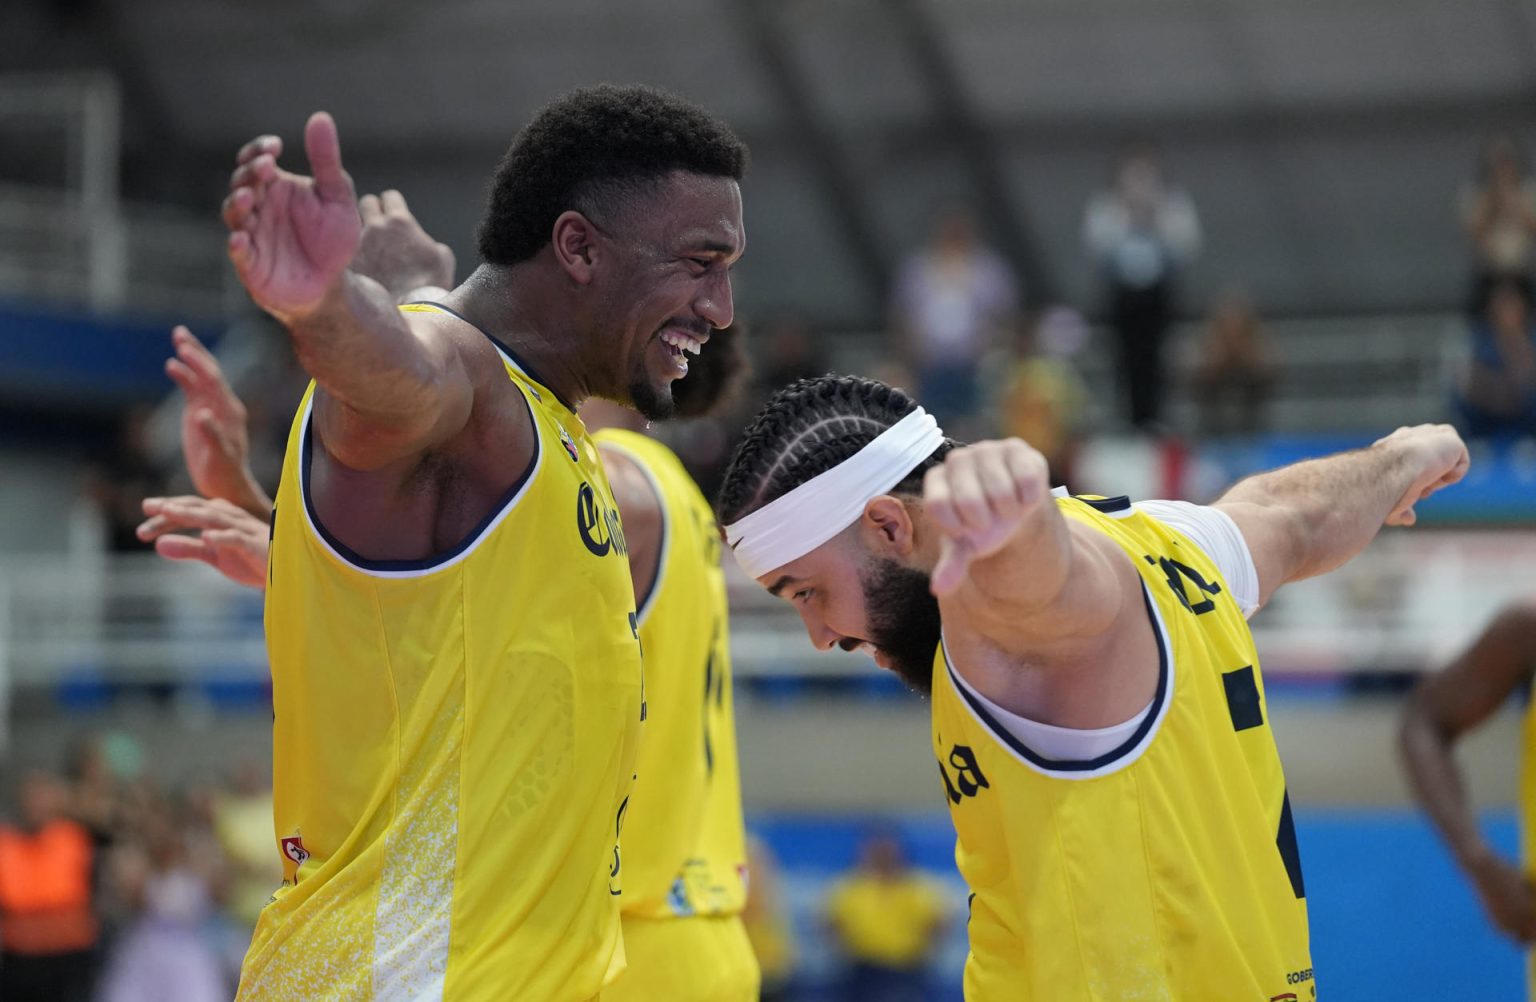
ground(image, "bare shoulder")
xmin=597 ymin=445 xmax=662 ymax=529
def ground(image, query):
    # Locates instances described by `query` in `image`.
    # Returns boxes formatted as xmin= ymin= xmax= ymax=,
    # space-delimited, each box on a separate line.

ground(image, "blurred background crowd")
xmin=6 ymin=0 xmax=1536 ymax=998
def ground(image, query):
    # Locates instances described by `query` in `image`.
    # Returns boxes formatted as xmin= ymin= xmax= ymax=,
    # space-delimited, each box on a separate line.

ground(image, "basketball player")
xmin=716 ymin=374 xmax=1468 ymax=1000
xmin=215 ymin=86 xmax=745 ymax=999
xmin=1401 ymin=599 xmax=1536 ymax=993
xmin=144 ymin=193 xmax=760 ymax=1000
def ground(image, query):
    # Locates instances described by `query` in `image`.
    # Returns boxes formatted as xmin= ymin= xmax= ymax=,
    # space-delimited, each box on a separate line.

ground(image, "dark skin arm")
xmin=1400 ymin=600 xmax=1536 ymax=943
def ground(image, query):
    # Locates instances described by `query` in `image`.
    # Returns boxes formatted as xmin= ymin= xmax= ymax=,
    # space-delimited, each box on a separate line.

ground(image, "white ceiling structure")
xmin=15 ymin=0 xmax=1536 ymax=324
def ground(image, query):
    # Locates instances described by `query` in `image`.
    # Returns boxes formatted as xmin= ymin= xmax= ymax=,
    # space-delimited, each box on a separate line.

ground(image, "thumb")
xmin=930 ymin=536 xmax=973 ymax=597
xmin=305 ymin=111 xmax=353 ymax=203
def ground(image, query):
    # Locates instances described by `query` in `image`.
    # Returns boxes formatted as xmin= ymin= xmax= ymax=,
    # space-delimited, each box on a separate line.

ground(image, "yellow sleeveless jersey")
xmin=591 ymin=429 xmax=748 ymax=921
xmin=931 ymin=495 xmax=1313 ymax=1002
xmin=243 ymin=305 xmax=644 ymax=1002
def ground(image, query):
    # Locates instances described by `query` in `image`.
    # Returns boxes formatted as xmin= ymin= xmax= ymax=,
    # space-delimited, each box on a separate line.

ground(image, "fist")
xmin=924 ymin=439 xmax=1050 ymax=596
xmin=1372 ymin=424 xmax=1470 ymax=527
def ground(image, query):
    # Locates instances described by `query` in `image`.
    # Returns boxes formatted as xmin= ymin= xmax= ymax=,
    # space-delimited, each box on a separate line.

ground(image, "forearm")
xmin=1400 ymin=706 xmax=1489 ymax=869
xmin=1220 ymin=442 xmax=1416 ymax=581
xmin=288 ymin=270 xmax=448 ymax=425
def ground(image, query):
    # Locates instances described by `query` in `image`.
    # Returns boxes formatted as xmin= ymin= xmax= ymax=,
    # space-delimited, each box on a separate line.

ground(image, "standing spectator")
xmin=824 ymin=830 xmax=949 ymax=1002
xmin=96 ymin=813 xmax=228 ymax=1002
xmin=891 ymin=208 xmax=1019 ymax=437
xmin=213 ymin=761 xmax=278 ymax=940
xmin=0 ymin=771 xmax=100 ymax=1002
xmin=1191 ymin=288 xmax=1276 ymax=439
xmin=995 ymin=306 xmax=1089 ymax=489
xmin=1454 ymin=278 xmax=1536 ymax=440
xmin=740 ymin=834 xmax=796 ymax=1002
xmin=1461 ymin=133 xmax=1536 ymax=316
xmin=1083 ymin=142 xmax=1202 ymax=432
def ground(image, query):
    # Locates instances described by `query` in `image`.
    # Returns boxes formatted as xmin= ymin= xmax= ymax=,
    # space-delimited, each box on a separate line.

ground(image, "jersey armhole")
xmin=298 ymin=383 xmax=543 ymax=578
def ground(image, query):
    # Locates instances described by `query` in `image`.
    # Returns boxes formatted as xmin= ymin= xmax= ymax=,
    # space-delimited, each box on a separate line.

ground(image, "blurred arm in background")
xmin=1400 ymin=601 xmax=1536 ymax=945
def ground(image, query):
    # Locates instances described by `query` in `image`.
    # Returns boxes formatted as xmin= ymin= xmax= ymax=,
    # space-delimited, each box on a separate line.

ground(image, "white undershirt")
xmin=951 ymin=496 xmax=1260 ymax=762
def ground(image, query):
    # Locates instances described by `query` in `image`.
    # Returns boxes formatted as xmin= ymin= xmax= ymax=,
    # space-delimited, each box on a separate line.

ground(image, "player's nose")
xmin=798 ymin=611 xmax=841 ymax=652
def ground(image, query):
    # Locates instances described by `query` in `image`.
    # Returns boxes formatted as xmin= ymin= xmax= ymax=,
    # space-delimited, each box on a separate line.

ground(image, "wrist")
xmin=279 ymin=272 xmax=351 ymax=327
xmin=1457 ymin=840 xmax=1500 ymax=874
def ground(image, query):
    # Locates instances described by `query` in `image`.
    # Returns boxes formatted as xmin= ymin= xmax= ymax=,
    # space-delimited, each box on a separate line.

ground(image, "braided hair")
xmin=717 ymin=374 xmax=957 ymax=525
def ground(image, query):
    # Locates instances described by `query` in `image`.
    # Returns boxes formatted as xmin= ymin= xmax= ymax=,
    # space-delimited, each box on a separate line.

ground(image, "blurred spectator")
xmin=1191 ymin=289 xmax=1276 ymax=439
xmin=1453 ymin=278 xmax=1536 ymax=440
xmin=994 ymin=306 xmax=1089 ymax=489
xmin=96 ymin=811 xmax=228 ymax=1002
xmin=741 ymin=834 xmax=797 ymax=1002
xmin=824 ymin=830 xmax=948 ymax=1002
xmin=1083 ymin=141 xmax=1201 ymax=432
xmin=84 ymin=407 xmax=170 ymax=554
xmin=213 ymin=760 xmax=278 ymax=936
xmin=1460 ymin=133 xmax=1536 ymax=316
xmin=891 ymin=208 xmax=1019 ymax=436
xmin=0 ymin=770 xmax=100 ymax=1002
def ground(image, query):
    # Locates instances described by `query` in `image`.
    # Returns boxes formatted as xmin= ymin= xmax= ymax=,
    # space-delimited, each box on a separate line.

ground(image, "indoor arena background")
xmin=3 ymin=0 xmax=1535 ymax=997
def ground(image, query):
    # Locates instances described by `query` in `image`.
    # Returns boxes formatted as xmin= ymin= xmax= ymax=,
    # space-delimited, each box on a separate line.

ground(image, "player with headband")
xmin=717 ymin=373 xmax=1468 ymax=1000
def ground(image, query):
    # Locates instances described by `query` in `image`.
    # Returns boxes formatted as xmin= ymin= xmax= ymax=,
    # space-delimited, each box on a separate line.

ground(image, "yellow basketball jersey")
xmin=591 ymin=429 xmax=749 ymax=921
xmin=244 ymin=308 xmax=644 ymax=1002
xmin=931 ymin=495 xmax=1314 ymax=1002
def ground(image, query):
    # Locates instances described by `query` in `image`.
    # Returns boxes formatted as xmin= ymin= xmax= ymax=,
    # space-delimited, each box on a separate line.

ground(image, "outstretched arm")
xmin=1399 ymin=601 xmax=1536 ymax=943
xmin=1215 ymin=424 xmax=1469 ymax=608
xmin=224 ymin=113 xmax=472 ymax=470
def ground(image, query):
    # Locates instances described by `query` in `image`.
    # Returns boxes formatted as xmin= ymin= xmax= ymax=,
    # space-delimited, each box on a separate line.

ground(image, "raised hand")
xmin=352 ymin=190 xmax=456 ymax=302
xmin=924 ymin=439 xmax=1051 ymax=597
xmin=164 ymin=325 xmax=270 ymax=519
xmin=1373 ymin=424 xmax=1471 ymax=527
xmin=224 ymin=112 xmax=361 ymax=323
xmin=138 ymin=496 xmax=270 ymax=591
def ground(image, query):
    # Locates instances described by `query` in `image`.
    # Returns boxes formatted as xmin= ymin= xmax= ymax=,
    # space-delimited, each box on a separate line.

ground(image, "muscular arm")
xmin=223 ymin=115 xmax=474 ymax=471
xmin=296 ymin=276 xmax=475 ymax=470
xmin=598 ymin=447 xmax=664 ymax=608
xmin=927 ymin=439 xmax=1124 ymax=646
xmin=1214 ymin=424 xmax=1469 ymax=608
xmin=1399 ymin=601 xmax=1536 ymax=942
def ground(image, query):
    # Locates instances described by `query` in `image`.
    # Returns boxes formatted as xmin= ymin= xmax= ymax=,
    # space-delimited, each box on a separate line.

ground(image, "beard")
xmin=627 ymin=374 xmax=676 ymax=422
xmin=860 ymin=558 xmax=943 ymax=696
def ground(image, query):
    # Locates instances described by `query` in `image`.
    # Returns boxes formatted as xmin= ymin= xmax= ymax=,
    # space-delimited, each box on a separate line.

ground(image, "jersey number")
xmin=1146 ymin=554 xmax=1222 ymax=615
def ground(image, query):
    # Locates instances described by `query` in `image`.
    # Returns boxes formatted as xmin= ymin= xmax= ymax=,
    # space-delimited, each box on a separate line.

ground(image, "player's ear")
xmin=861 ymin=495 xmax=915 ymax=558
xmin=551 ymin=211 xmax=600 ymax=284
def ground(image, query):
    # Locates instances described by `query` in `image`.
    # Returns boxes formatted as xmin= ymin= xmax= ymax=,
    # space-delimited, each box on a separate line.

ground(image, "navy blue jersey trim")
xmin=1075 ymin=494 xmax=1132 ymax=514
xmin=404 ymin=300 xmax=576 ymax=412
xmin=1276 ymin=789 xmax=1306 ymax=899
xmin=945 ymin=582 xmax=1170 ymax=773
xmin=299 ymin=392 xmax=540 ymax=573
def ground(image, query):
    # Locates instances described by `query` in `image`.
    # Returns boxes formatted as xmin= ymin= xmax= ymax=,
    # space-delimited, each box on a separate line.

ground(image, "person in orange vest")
xmin=0 ymin=770 xmax=99 ymax=1002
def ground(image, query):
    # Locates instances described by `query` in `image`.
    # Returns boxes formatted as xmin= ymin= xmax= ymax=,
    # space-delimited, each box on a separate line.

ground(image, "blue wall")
xmin=753 ymin=809 xmax=1526 ymax=999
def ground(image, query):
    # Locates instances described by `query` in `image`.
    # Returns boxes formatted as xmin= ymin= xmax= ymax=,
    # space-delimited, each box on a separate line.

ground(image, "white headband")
xmin=724 ymin=407 xmax=945 ymax=579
